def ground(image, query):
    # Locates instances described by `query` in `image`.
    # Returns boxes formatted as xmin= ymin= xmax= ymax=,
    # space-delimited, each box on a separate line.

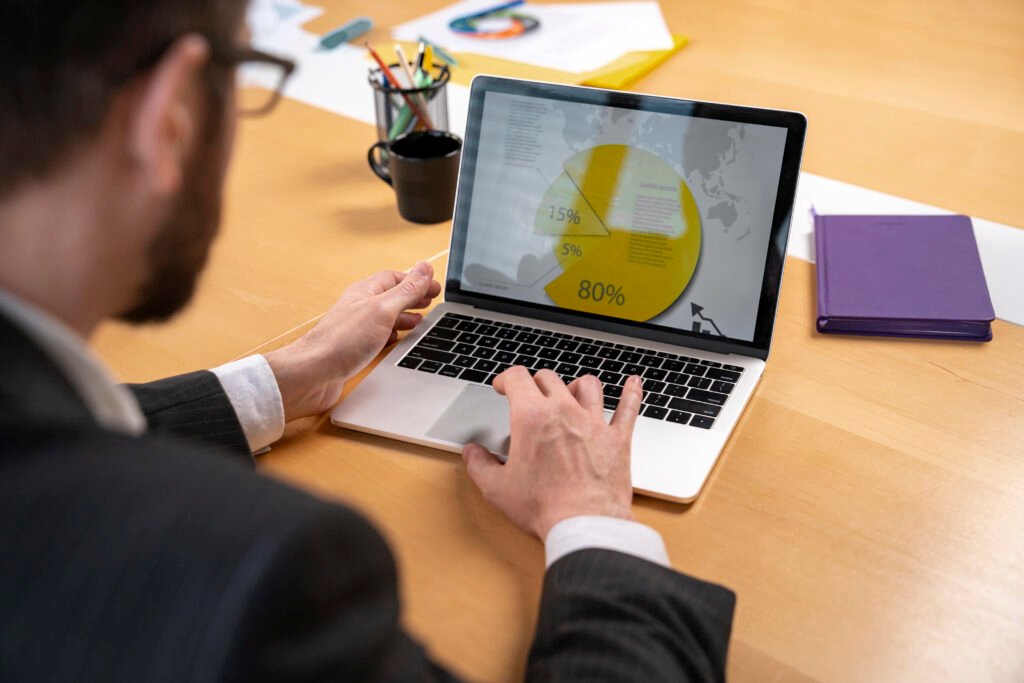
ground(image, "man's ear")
xmin=127 ymin=34 xmax=211 ymax=195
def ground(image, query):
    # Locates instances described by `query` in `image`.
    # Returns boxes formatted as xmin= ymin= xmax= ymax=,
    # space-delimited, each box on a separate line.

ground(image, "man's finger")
xmin=533 ymin=369 xmax=568 ymax=397
xmin=610 ymin=375 xmax=643 ymax=434
xmin=493 ymin=366 xmax=541 ymax=400
xmin=568 ymin=374 xmax=604 ymax=414
xmin=462 ymin=443 xmax=502 ymax=496
xmin=395 ymin=312 xmax=422 ymax=331
xmin=378 ymin=262 xmax=434 ymax=316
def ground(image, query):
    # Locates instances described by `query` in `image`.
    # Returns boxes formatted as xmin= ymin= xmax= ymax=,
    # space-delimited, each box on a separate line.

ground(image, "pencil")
xmin=365 ymin=43 xmax=434 ymax=131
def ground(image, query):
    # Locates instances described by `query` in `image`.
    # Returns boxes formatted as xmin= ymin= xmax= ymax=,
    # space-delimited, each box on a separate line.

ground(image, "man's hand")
xmin=462 ymin=367 xmax=643 ymax=540
xmin=264 ymin=262 xmax=441 ymax=421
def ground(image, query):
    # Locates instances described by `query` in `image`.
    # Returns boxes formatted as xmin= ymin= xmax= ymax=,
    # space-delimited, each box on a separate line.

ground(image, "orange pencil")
xmin=365 ymin=42 xmax=434 ymax=131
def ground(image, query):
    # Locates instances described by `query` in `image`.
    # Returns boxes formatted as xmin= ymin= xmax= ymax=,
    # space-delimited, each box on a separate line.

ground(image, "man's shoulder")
xmin=0 ymin=423 xmax=395 ymax=681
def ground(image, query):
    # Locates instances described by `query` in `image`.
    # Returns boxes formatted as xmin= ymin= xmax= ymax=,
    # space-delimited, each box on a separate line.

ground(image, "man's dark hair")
xmin=0 ymin=0 xmax=247 ymax=198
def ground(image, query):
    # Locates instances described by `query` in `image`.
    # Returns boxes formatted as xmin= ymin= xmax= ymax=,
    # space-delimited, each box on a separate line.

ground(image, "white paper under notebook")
xmin=392 ymin=0 xmax=674 ymax=73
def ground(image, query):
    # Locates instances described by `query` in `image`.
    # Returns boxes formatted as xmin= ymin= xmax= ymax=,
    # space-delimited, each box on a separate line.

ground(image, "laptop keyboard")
xmin=398 ymin=313 xmax=744 ymax=430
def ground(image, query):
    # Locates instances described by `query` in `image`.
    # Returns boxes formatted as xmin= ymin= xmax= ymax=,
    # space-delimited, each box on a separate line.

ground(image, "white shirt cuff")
xmin=544 ymin=516 xmax=670 ymax=569
xmin=211 ymin=355 xmax=285 ymax=453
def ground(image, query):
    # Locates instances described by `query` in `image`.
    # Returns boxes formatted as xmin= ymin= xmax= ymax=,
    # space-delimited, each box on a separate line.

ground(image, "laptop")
xmin=333 ymin=76 xmax=806 ymax=502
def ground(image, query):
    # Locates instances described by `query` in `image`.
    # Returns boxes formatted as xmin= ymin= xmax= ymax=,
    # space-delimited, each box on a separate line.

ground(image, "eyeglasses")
xmin=209 ymin=42 xmax=296 ymax=117
xmin=117 ymin=36 xmax=297 ymax=118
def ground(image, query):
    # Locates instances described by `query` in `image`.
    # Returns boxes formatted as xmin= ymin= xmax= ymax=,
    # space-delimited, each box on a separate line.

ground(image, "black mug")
xmin=368 ymin=131 xmax=462 ymax=224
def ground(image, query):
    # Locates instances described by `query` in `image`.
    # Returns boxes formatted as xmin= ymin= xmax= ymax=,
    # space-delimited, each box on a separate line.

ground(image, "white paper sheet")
xmin=392 ymin=0 xmax=674 ymax=73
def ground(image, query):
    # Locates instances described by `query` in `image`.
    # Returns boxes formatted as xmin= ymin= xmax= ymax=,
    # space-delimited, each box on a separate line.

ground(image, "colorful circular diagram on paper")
xmin=535 ymin=144 xmax=702 ymax=321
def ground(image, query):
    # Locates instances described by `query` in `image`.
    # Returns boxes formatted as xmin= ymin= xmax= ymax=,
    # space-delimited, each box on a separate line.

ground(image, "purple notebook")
xmin=814 ymin=214 xmax=995 ymax=341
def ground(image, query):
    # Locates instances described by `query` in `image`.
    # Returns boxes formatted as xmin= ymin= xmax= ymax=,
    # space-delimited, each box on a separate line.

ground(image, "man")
xmin=0 ymin=1 xmax=735 ymax=680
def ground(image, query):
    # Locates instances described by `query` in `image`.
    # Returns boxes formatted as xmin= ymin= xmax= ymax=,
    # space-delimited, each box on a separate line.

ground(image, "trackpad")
xmin=426 ymin=384 xmax=511 ymax=460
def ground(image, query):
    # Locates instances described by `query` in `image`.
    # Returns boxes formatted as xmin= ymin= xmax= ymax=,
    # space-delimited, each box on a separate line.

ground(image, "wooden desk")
xmin=94 ymin=1 xmax=1024 ymax=680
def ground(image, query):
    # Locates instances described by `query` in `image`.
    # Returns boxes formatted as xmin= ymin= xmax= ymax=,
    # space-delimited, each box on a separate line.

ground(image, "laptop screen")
xmin=447 ymin=77 xmax=806 ymax=357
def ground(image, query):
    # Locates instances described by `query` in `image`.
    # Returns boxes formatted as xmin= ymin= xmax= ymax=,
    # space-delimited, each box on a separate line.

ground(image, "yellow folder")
xmin=391 ymin=35 xmax=688 ymax=91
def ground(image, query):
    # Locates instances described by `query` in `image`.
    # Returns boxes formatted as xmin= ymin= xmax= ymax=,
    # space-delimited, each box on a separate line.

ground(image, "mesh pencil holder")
xmin=369 ymin=64 xmax=450 ymax=143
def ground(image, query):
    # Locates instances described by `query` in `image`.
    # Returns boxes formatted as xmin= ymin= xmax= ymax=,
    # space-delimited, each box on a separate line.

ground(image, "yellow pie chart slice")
xmin=537 ymin=145 xmax=701 ymax=322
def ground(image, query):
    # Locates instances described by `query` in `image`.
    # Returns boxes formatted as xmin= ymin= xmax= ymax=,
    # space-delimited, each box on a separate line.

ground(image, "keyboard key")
xmin=556 ymin=363 xmax=579 ymax=376
xmin=495 ymin=328 xmax=517 ymax=339
xmin=690 ymin=415 xmax=715 ymax=429
xmin=397 ymin=357 xmax=421 ymax=369
xmin=604 ymin=384 xmax=623 ymax=398
xmin=559 ymin=352 xmax=582 ymax=364
xmin=663 ymin=384 xmax=688 ymax=397
xmin=601 ymin=359 xmax=624 ymax=373
xmin=453 ymin=343 xmax=475 ymax=356
xmin=683 ymin=363 xmax=706 ymax=376
xmin=518 ymin=344 xmax=541 ymax=356
xmin=667 ymin=398 xmax=720 ymax=417
xmin=436 ymin=316 xmax=459 ymax=328
xmin=427 ymin=327 xmax=460 ymax=340
xmin=688 ymin=376 xmax=711 ymax=390
xmin=534 ymin=358 xmax=559 ymax=371
xmin=477 ymin=325 xmax=498 ymax=336
xmin=580 ymin=356 xmax=602 ymax=369
xmin=722 ymin=364 xmax=744 ymax=372
xmin=619 ymin=351 xmax=642 ymax=364
xmin=622 ymin=363 xmax=645 ymax=376
xmin=494 ymin=351 xmax=517 ymax=364
xmin=460 ymin=368 xmax=489 ymax=383
xmin=666 ymin=410 xmax=691 ymax=425
xmin=515 ymin=331 xmax=538 ymax=343
xmin=642 ymin=367 xmax=667 ymax=381
xmin=643 ymin=405 xmax=668 ymax=420
xmin=644 ymin=380 xmax=666 ymax=394
xmin=597 ymin=347 xmax=620 ymax=360
xmin=666 ymin=372 xmax=687 ymax=385
xmin=455 ymin=321 xmax=478 ymax=332
xmin=687 ymin=388 xmax=728 ymax=406
xmin=419 ymin=337 xmax=455 ymax=352
xmin=474 ymin=359 xmax=497 ymax=372
xmin=603 ymin=397 xmax=619 ymax=411
xmin=705 ymin=368 xmax=741 ymax=383
xmin=536 ymin=335 xmax=558 ymax=348
xmin=457 ymin=332 xmax=480 ymax=345
xmin=496 ymin=340 xmax=520 ymax=352
xmin=478 ymin=336 xmax=499 ymax=348
xmin=710 ymin=380 xmax=735 ymax=395
xmin=515 ymin=355 xmax=536 ymax=368
xmin=661 ymin=359 xmax=685 ymax=372
xmin=472 ymin=347 xmax=496 ymax=359
xmin=408 ymin=348 xmax=456 ymax=365
xmin=419 ymin=360 xmax=442 ymax=373
xmin=454 ymin=356 xmax=476 ymax=368
xmin=492 ymin=364 xmax=512 ymax=376
xmin=447 ymin=313 xmax=470 ymax=320
xmin=538 ymin=348 xmax=561 ymax=360
xmin=555 ymin=339 xmax=579 ymax=352
xmin=599 ymin=371 xmax=623 ymax=386
xmin=645 ymin=393 xmax=669 ymax=407
xmin=639 ymin=355 xmax=663 ymax=368
xmin=439 ymin=364 xmax=462 ymax=378
xmin=577 ymin=343 xmax=600 ymax=356
xmin=699 ymin=360 xmax=722 ymax=367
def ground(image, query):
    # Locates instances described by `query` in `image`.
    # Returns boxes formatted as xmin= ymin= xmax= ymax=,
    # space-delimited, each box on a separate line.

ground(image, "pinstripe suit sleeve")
xmin=125 ymin=371 xmax=252 ymax=461
xmin=528 ymin=549 xmax=736 ymax=682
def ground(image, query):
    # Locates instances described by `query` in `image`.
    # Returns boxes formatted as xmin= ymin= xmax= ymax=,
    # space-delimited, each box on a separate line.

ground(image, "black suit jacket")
xmin=0 ymin=312 xmax=735 ymax=682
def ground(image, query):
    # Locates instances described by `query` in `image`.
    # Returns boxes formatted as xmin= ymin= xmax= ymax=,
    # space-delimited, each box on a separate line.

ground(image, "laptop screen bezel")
xmin=445 ymin=76 xmax=807 ymax=361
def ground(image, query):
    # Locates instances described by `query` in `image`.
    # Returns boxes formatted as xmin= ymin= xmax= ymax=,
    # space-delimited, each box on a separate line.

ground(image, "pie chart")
xmin=535 ymin=144 xmax=701 ymax=322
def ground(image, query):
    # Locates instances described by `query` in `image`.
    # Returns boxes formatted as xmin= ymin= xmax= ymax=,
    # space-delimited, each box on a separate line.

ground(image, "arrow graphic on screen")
xmin=691 ymin=303 xmax=724 ymax=337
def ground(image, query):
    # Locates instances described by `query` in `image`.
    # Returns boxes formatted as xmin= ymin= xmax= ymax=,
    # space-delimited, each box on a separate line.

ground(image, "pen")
xmin=365 ymin=43 xmax=434 ymax=130
xmin=317 ymin=16 xmax=373 ymax=51
xmin=417 ymin=35 xmax=458 ymax=66
xmin=415 ymin=41 xmax=426 ymax=74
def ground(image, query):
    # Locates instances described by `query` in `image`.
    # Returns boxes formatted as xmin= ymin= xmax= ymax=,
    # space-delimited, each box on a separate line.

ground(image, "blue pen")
xmin=317 ymin=17 xmax=373 ymax=51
